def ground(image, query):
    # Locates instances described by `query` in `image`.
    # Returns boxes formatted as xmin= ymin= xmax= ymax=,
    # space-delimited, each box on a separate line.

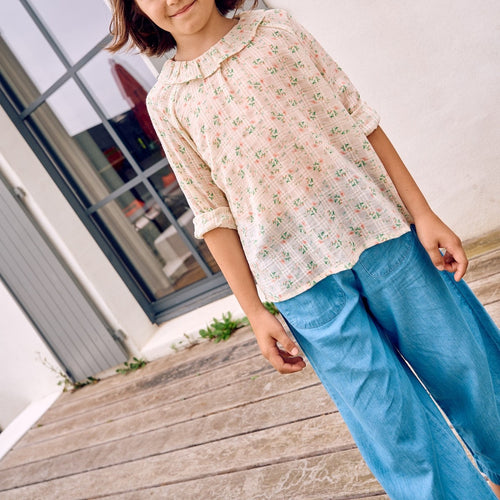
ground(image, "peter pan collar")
xmin=159 ymin=9 xmax=267 ymax=84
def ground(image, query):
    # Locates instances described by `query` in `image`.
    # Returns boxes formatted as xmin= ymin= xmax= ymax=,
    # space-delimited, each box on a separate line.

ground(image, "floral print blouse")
xmin=147 ymin=9 xmax=412 ymax=301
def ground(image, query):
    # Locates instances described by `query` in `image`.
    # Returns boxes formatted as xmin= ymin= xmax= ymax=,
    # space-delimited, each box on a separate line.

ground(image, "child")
xmin=108 ymin=1 xmax=500 ymax=497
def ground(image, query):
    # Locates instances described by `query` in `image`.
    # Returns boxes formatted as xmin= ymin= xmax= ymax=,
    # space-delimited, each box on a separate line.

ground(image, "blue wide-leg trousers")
xmin=276 ymin=227 xmax=500 ymax=499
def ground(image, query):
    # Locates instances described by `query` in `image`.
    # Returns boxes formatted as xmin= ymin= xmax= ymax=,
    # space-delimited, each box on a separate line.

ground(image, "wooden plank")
xmin=0 ymin=366 xmax=323 ymax=468
xmin=468 ymin=274 xmax=500 ymax=306
xmin=463 ymin=230 xmax=500 ymax=258
xmin=98 ymin=449 xmax=385 ymax=500
xmin=0 ymin=414 xmax=358 ymax=498
xmin=0 ymin=385 xmax=336 ymax=488
xmin=49 ymin=327 xmax=258 ymax=410
xmin=17 ymin=360 xmax=317 ymax=447
xmin=466 ymin=248 xmax=500 ymax=283
xmin=17 ymin=346 xmax=268 ymax=448
xmin=485 ymin=301 xmax=500 ymax=325
xmin=37 ymin=350 xmax=271 ymax=428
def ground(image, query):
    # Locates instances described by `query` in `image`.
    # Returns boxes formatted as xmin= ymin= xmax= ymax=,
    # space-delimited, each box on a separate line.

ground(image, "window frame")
xmin=0 ymin=0 xmax=232 ymax=323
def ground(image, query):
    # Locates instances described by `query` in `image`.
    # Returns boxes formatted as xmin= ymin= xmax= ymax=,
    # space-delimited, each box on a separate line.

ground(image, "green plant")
xmin=37 ymin=353 xmax=100 ymax=392
xmin=170 ymin=342 xmax=181 ymax=353
xmin=263 ymin=301 xmax=280 ymax=315
xmin=115 ymin=357 xmax=148 ymax=375
xmin=199 ymin=312 xmax=248 ymax=343
xmin=171 ymin=333 xmax=200 ymax=352
xmin=72 ymin=377 xmax=100 ymax=390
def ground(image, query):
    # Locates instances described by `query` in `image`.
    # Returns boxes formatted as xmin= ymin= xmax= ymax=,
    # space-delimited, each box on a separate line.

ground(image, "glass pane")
xmin=29 ymin=0 xmax=111 ymax=64
xmin=94 ymin=186 xmax=218 ymax=299
xmin=147 ymin=168 xmax=190 ymax=220
xmin=46 ymin=77 xmax=100 ymax=136
xmin=147 ymin=165 xmax=220 ymax=279
xmin=79 ymin=52 xmax=164 ymax=170
xmin=0 ymin=1 xmax=66 ymax=97
xmin=29 ymin=80 xmax=140 ymax=205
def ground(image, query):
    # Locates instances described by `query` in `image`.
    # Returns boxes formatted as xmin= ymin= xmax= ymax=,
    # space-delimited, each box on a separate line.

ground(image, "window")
xmin=0 ymin=0 xmax=230 ymax=322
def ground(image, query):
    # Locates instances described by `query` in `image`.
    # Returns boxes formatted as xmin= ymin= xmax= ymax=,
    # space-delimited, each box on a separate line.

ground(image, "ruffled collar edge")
xmin=158 ymin=9 xmax=267 ymax=84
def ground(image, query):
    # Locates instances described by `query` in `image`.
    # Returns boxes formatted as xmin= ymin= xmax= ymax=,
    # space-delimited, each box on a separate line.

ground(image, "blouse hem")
xmin=265 ymin=226 xmax=412 ymax=303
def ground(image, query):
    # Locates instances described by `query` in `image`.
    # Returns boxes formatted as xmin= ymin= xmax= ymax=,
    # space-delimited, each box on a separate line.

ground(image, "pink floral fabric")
xmin=147 ymin=9 xmax=412 ymax=301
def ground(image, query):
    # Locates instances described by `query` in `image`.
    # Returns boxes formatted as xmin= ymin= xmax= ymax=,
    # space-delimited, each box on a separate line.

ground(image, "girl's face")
xmin=135 ymin=0 xmax=221 ymax=41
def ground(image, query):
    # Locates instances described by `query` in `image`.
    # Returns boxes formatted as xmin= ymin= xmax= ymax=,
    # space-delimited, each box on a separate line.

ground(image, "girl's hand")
xmin=366 ymin=127 xmax=467 ymax=283
xmin=248 ymin=308 xmax=306 ymax=374
xmin=414 ymin=211 xmax=468 ymax=281
xmin=203 ymin=228 xmax=305 ymax=373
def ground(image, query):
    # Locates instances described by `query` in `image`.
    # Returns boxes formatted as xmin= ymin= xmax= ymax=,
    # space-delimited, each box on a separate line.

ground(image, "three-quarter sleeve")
xmin=285 ymin=13 xmax=380 ymax=136
xmin=147 ymin=100 xmax=237 ymax=239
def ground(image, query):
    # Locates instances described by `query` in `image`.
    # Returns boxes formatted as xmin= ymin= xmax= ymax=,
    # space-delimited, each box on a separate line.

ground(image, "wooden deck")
xmin=0 ymin=239 xmax=498 ymax=499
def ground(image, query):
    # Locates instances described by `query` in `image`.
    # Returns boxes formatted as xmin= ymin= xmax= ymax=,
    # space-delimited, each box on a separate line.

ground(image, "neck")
xmin=174 ymin=14 xmax=238 ymax=61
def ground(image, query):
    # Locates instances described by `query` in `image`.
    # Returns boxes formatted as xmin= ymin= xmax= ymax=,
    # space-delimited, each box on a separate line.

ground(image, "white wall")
xmin=266 ymin=0 xmax=500 ymax=240
xmin=0 ymin=281 xmax=61 ymax=429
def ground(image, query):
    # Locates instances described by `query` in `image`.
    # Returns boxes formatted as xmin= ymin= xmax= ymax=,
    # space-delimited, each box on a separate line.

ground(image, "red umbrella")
xmin=110 ymin=59 xmax=158 ymax=143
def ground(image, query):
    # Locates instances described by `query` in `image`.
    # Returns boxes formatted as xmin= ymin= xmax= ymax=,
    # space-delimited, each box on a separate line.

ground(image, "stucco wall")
xmin=266 ymin=0 xmax=500 ymax=240
xmin=0 ymin=280 xmax=61 ymax=428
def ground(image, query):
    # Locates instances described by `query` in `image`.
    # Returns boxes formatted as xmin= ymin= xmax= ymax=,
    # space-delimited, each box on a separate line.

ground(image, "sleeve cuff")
xmin=193 ymin=207 xmax=237 ymax=239
xmin=350 ymin=101 xmax=381 ymax=136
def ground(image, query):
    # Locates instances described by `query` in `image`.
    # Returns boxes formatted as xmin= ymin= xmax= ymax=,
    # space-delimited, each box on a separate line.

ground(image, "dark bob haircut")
xmin=108 ymin=0 xmax=256 ymax=57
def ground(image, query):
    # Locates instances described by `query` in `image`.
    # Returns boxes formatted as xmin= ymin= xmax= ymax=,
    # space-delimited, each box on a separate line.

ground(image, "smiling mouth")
xmin=171 ymin=0 xmax=197 ymax=17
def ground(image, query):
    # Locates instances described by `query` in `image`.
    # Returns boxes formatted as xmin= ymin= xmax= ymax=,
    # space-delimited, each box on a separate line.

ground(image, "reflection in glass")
xmin=29 ymin=0 xmax=112 ymax=64
xmin=79 ymin=52 xmax=163 ymax=170
xmin=45 ymin=77 xmax=100 ymax=136
xmin=29 ymin=79 xmax=140 ymax=204
xmin=147 ymin=168 xmax=190 ymax=220
xmin=0 ymin=1 xmax=65 ymax=97
xmin=95 ymin=185 xmax=218 ymax=300
xmin=149 ymin=166 xmax=220 ymax=284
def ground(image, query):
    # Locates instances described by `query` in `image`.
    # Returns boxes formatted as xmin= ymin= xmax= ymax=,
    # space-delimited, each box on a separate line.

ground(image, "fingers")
xmin=256 ymin=323 xmax=305 ymax=374
xmin=414 ymin=214 xmax=469 ymax=282
xmin=266 ymin=330 xmax=306 ymax=373
xmin=426 ymin=246 xmax=446 ymax=272
xmin=424 ymin=236 xmax=468 ymax=282
xmin=275 ymin=329 xmax=300 ymax=357
xmin=267 ymin=346 xmax=306 ymax=374
xmin=443 ymin=240 xmax=468 ymax=282
xmin=250 ymin=306 xmax=305 ymax=374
